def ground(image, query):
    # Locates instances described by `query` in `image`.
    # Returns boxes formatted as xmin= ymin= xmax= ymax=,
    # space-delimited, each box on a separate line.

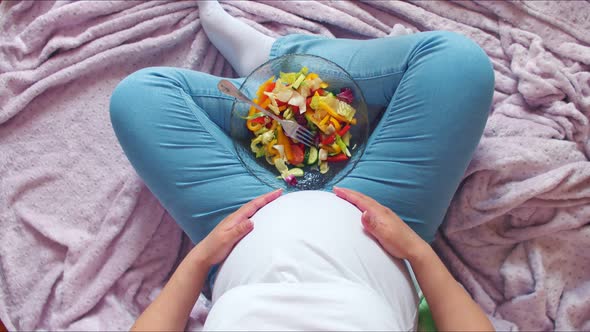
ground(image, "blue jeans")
xmin=110 ymin=32 xmax=494 ymax=244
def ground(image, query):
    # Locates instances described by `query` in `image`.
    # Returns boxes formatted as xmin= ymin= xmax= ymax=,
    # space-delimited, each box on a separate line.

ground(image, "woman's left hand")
xmin=131 ymin=188 xmax=282 ymax=332
xmin=192 ymin=188 xmax=283 ymax=267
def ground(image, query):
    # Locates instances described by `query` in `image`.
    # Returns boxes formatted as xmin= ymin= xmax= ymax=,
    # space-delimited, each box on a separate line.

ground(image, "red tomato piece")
xmin=251 ymin=117 xmax=266 ymax=125
xmin=290 ymin=144 xmax=305 ymax=165
xmin=327 ymin=153 xmax=349 ymax=162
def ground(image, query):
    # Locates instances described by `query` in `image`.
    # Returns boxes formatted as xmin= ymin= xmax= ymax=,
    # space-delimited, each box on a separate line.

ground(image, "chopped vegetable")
xmin=321 ymin=134 xmax=336 ymax=145
xmin=325 ymin=123 xmax=336 ymax=135
xmin=284 ymin=174 xmax=298 ymax=186
xmin=292 ymin=74 xmax=306 ymax=89
xmin=319 ymin=101 xmax=348 ymax=123
xmin=251 ymin=117 xmax=266 ymax=125
xmin=329 ymin=117 xmax=341 ymax=131
xmin=276 ymin=125 xmax=294 ymax=164
xmin=319 ymin=161 xmax=329 ymax=174
xmin=256 ymin=76 xmax=275 ymax=102
xmin=261 ymin=130 xmax=275 ymax=145
xmin=305 ymin=146 xmax=319 ymax=165
xmin=327 ymin=153 xmax=349 ymax=162
xmin=246 ymin=67 xmax=358 ymax=181
xmin=336 ymin=87 xmax=354 ymax=104
xmin=290 ymin=144 xmax=305 ymax=165
xmin=287 ymin=168 xmax=304 ymax=177
xmin=328 ymin=143 xmax=341 ymax=155
xmin=274 ymin=157 xmax=289 ymax=174
xmin=342 ymin=131 xmax=351 ymax=146
xmin=336 ymin=100 xmax=356 ymax=122
xmin=242 ymin=112 xmax=265 ymax=120
xmin=283 ymin=108 xmax=294 ymax=120
xmin=268 ymin=103 xmax=280 ymax=115
xmin=273 ymin=144 xmax=285 ymax=160
xmin=338 ymin=124 xmax=351 ymax=137
xmin=280 ymin=72 xmax=298 ymax=84
xmin=319 ymin=148 xmax=328 ymax=161
xmin=335 ymin=135 xmax=351 ymax=157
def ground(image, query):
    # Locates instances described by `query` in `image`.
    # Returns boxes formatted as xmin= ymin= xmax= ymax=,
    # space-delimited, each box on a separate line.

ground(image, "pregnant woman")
xmin=110 ymin=1 xmax=495 ymax=330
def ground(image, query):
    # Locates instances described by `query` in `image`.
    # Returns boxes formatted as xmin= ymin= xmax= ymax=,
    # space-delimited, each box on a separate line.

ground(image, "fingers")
xmin=361 ymin=210 xmax=377 ymax=231
xmin=232 ymin=218 xmax=254 ymax=238
xmin=333 ymin=186 xmax=379 ymax=212
xmin=237 ymin=188 xmax=283 ymax=219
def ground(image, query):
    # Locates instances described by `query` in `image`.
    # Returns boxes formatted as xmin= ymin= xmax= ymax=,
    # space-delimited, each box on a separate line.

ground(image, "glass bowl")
xmin=230 ymin=54 xmax=369 ymax=191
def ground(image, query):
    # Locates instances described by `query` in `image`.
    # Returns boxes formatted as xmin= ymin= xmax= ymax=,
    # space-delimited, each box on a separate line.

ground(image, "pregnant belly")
xmin=212 ymin=191 xmax=416 ymax=307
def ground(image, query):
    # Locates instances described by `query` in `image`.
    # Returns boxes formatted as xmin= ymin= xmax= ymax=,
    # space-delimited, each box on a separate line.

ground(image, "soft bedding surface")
xmin=0 ymin=1 xmax=589 ymax=330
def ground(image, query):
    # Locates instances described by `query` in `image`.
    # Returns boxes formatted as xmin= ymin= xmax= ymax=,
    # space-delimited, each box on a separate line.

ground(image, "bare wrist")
xmin=187 ymin=244 xmax=212 ymax=269
xmin=407 ymin=238 xmax=431 ymax=265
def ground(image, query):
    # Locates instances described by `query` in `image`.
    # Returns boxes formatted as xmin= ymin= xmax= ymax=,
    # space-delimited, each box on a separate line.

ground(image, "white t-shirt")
xmin=203 ymin=190 xmax=419 ymax=330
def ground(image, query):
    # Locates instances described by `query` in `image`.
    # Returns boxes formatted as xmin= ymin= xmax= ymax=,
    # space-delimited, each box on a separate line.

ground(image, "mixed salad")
xmin=246 ymin=67 xmax=357 ymax=186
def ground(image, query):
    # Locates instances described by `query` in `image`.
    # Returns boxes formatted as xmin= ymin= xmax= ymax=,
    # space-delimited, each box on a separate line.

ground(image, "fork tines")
xmin=296 ymin=127 xmax=316 ymax=147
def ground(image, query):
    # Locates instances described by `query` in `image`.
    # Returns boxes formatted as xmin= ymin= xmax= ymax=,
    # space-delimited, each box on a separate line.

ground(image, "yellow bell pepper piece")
xmin=331 ymin=143 xmax=342 ymax=154
xmin=305 ymin=109 xmax=327 ymax=133
xmin=318 ymin=101 xmax=347 ymax=123
xmin=329 ymin=117 xmax=341 ymax=131
xmin=248 ymin=98 xmax=259 ymax=116
xmin=247 ymin=120 xmax=263 ymax=132
xmin=319 ymin=114 xmax=330 ymax=127
xmin=306 ymin=73 xmax=319 ymax=80
xmin=260 ymin=98 xmax=271 ymax=109
xmin=323 ymin=143 xmax=341 ymax=154
xmin=266 ymin=139 xmax=277 ymax=155
xmin=276 ymin=125 xmax=294 ymax=164
xmin=247 ymin=98 xmax=266 ymax=132
xmin=318 ymin=101 xmax=357 ymax=125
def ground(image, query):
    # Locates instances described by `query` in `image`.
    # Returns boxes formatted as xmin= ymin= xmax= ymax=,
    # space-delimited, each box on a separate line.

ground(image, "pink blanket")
xmin=1 ymin=1 xmax=589 ymax=330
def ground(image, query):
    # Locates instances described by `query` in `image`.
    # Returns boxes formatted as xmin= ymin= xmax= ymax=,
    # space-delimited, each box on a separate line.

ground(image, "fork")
xmin=218 ymin=79 xmax=315 ymax=147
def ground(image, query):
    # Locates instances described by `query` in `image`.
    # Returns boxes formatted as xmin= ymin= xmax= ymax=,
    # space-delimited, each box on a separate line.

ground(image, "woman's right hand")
xmin=335 ymin=187 xmax=495 ymax=332
xmin=333 ymin=186 xmax=427 ymax=261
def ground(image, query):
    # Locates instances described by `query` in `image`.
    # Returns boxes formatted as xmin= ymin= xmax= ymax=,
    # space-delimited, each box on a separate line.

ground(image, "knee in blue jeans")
xmin=109 ymin=67 xmax=179 ymax=134
xmin=412 ymin=31 xmax=495 ymax=121
xmin=429 ymin=31 xmax=494 ymax=94
xmin=110 ymin=67 xmax=154 ymax=130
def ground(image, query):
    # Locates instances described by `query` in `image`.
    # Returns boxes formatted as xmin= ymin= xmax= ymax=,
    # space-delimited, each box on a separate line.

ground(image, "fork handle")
xmin=218 ymin=80 xmax=281 ymax=122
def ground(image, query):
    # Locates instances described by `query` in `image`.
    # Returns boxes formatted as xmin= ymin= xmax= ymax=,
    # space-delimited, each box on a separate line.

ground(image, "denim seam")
xmin=351 ymin=68 xmax=405 ymax=81
xmin=269 ymin=35 xmax=286 ymax=59
xmin=176 ymin=86 xmax=236 ymax=153
xmin=270 ymin=35 xmax=406 ymax=80
xmin=176 ymin=85 xmax=273 ymax=189
xmin=187 ymin=91 xmax=234 ymax=100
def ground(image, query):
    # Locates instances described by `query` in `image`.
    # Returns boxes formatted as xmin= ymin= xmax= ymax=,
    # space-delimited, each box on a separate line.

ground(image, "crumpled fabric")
xmin=0 ymin=1 xmax=589 ymax=330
